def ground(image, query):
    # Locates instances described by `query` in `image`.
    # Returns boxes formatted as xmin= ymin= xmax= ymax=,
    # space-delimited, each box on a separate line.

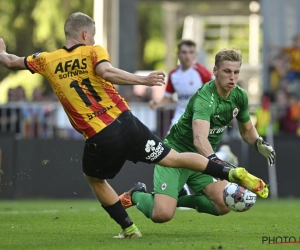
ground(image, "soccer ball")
xmin=223 ymin=182 xmax=257 ymax=212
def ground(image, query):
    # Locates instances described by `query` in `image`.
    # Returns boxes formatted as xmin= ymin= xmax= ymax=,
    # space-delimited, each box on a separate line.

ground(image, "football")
xmin=223 ymin=182 xmax=257 ymax=212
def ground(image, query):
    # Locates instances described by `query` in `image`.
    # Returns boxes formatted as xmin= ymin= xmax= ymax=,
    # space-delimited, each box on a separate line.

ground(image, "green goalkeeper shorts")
xmin=153 ymin=164 xmax=217 ymax=199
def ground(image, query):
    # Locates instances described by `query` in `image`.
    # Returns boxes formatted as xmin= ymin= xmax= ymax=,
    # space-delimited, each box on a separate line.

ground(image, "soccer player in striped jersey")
xmin=0 ymin=13 xmax=269 ymax=238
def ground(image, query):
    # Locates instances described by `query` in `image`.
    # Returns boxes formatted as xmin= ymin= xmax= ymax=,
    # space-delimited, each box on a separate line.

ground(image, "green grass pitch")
xmin=1 ymin=199 xmax=300 ymax=250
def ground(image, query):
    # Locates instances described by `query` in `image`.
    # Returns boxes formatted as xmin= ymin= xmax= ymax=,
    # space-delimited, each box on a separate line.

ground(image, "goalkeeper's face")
xmin=213 ymin=60 xmax=241 ymax=97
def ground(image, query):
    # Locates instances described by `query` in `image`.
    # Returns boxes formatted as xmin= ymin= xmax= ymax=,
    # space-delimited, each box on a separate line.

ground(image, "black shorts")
xmin=82 ymin=110 xmax=171 ymax=179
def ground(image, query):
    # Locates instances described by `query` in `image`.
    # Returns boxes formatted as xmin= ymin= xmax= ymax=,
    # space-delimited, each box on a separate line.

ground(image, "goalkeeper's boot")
xmin=113 ymin=224 xmax=142 ymax=239
xmin=228 ymin=168 xmax=269 ymax=198
xmin=119 ymin=182 xmax=147 ymax=209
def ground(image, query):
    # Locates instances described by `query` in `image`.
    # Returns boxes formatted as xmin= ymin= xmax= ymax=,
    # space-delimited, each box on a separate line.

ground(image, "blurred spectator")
xmin=269 ymin=54 xmax=289 ymax=92
xmin=25 ymin=87 xmax=54 ymax=138
xmin=279 ymin=92 xmax=300 ymax=135
xmin=269 ymin=34 xmax=300 ymax=95
xmin=255 ymin=92 xmax=272 ymax=136
xmin=282 ymin=34 xmax=300 ymax=84
xmin=15 ymin=85 xmax=27 ymax=101
xmin=7 ymin=87 xmax=18 ymax=101
xmin=0 ymin=88 xmax=21 ymax=134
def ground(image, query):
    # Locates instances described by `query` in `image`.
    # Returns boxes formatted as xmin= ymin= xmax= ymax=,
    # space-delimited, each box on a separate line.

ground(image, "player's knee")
xmin=151 ymin=210 xmax=174 ymax=223
xmin=84 ymin=174 xmax=105 ymax=185
xmin=215 ymin=204 xmax=231 ymax=216
xmin=212 ymin=196 xmax=231 ymax=215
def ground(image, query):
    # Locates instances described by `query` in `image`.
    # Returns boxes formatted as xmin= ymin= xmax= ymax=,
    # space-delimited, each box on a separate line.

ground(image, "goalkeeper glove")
xmin=208 ymin=153 xmax=237 ymax=169
xmin=255 ymin=136 xmax=276 ymax=166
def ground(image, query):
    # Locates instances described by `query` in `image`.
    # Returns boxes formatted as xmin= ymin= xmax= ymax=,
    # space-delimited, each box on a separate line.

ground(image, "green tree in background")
xmin=0 ymin=0 xmax=93 ymax=103
xmin=137 ymin=3 xmax=166 ymax=71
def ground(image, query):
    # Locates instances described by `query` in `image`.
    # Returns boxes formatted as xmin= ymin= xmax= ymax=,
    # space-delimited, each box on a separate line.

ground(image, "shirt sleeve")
xmin=165 ymin=72 xmax=175 ymax=95
xmin=236 ymin=89 xmax=251 ymax=123
xmin=192 ymin=92 xmax=213 ymax=122
xmin=24 ymin=52 xmax=46 ymax=74
xmin=92 ymin=45 xmax=110 ymax=69
xmin=198 ymin=63 xmax=213 ymax=84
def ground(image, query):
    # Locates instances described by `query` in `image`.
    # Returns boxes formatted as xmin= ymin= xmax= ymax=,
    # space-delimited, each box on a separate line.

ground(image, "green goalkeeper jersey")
xmin=165 ymin=80 xmax=250 ymax=153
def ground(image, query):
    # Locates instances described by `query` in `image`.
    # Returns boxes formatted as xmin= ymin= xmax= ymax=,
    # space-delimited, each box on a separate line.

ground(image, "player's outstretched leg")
xmin=228 ymin=168 xmax=269 ymax=198
xmin=113 ymin=224 xmax=142 ymax=239
xmin=119 ymin=182 xmax=147 ymax=209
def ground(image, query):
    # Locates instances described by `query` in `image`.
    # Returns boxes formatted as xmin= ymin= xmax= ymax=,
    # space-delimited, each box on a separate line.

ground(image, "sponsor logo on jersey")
xmin=54 ymin=58 xmax=88 ymax=79
xmin=87 ymin=106 xmax=113 ymax=120
xmin=233 ymin=108 xmax=239 ymax=118
xmin=178 ymin=94 xmax=193 ymax=100
xmin=145 ymin=140 xmax=164 ymax=161
xmin=54 ymin=58 xmax=87 ymax=73
xmin=58 ymin=70 xmax=88 ymax=79
xmin=209 ymin=126 xmax=227 ymax=134
xmin=161 ymin=183 xmax=167 ymax=190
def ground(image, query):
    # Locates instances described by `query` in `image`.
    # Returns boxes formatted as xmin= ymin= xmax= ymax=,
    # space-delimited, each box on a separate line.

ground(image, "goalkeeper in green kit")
xmin=119 ymin=47 xmax=276 ymax=222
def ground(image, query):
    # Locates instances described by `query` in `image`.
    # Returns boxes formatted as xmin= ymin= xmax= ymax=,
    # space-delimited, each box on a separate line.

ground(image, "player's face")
xmin=178 ymin=45 xmax=196 ymax=70
xmin=213 ymin=60 xmax=241 ymax=98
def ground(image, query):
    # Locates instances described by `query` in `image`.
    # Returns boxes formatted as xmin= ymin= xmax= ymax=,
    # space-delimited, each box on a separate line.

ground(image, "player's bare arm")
xmin=237 ymin=120 xmax=259 ymax=146
xmin=192 ymin=119 xmax=215 ymax=157
xmin=0 ymin=38 xmax=26 ymax=70
xmin=95 ymin=61 xmax=165 ymax=86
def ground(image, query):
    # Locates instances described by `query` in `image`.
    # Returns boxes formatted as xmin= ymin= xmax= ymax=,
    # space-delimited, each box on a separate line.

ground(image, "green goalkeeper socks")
xmin=132 ymin=192 xmax=154 ymax=219
xmin=177 ymin=194 xmax=218 ymax=216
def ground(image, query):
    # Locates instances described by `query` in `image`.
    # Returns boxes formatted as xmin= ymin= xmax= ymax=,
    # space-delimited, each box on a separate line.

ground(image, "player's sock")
xmin=132 ymin=192 xmax=154 ymax=219
xmin=177 ymin=194 xmax=219 ymax=216
xmin=203 ymin=160 xmax=230 ymax=180
xmin=102 ymin=200 xmax=133 ymax=229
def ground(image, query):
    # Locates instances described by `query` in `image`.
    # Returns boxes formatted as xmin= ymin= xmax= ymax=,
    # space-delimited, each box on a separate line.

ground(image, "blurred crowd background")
xmin=1 ymin=0 xmax=300 ymax=140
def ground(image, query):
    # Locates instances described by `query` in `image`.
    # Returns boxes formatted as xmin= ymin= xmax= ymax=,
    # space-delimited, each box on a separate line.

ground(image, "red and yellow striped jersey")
xmin=25 ymin=44 xmax=130 ymax=139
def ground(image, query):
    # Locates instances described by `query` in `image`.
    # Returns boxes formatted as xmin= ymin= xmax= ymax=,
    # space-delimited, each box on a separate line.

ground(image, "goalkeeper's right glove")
xmin=255 ymin=136 xmax=276 ymax=166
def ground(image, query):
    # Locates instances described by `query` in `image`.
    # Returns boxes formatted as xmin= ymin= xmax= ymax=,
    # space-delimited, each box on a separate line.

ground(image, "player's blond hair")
xmin=64 ymin=12 xmax=95 ymax=39
xmin=214 ymin=47 xmax=242 ymax=67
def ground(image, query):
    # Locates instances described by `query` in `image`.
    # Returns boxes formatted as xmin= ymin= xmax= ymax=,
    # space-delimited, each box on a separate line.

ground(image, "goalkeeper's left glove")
xmin=255 ymin=136 xmax=276 ymax=166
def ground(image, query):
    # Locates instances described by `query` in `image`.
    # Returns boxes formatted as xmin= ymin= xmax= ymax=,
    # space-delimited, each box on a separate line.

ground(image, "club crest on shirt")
xmin=233 ymin=108 xmax=239 ymax=118
xmin=161 ymin=183 xmax=167 ymax=190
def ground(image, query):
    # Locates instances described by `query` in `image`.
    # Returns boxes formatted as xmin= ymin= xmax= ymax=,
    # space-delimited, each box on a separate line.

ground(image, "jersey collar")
xmin=62 ymin=44 xmax=86 ymax=52
xmin=210 ymin=80 xmax=232 ymax=101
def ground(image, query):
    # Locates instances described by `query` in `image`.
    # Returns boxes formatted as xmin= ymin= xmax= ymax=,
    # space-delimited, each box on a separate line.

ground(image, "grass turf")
xmin=1 ymin=199 xmax=300 ymax=250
